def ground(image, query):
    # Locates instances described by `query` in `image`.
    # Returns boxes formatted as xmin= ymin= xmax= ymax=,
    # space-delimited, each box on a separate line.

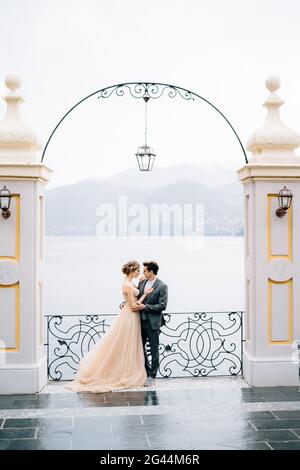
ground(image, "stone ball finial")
xmin=246 ymin=74 xmax=300 ymax=161
xmin=5 ymin=74 xmax=22 ymax=92
xmin=266 ymin=75 xmax=281 ymax=93
xmin=0 ymin=74 xmax=41 ymax=157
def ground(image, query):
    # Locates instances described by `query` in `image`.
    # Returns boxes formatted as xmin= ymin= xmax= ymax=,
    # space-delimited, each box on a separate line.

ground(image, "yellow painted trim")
xmin=245 ymin=194 xmax=249 ymax=258
xmin=0 ymin=281 xmax=20 ymax=352
xmin=267 ymin=194 xmax=292 ymax=261
xmin=0 ymin=194 xmax=20 ymax=263
xmin=39 ymin=195 xmax=44 ymax=260
xmin=246 ymin=279 xmax=250 ymax=341
xmin=268 ymin=278 xmax=293 ymax=345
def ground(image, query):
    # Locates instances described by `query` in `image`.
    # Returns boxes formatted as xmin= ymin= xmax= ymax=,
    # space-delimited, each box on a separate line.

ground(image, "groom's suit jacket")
xmin=138 ymin=278 xmax=168 ymax=330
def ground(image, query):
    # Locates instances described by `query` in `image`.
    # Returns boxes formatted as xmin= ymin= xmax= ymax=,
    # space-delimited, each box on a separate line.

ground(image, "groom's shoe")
xmin=144 ymin=377 xmax=155 ymax=387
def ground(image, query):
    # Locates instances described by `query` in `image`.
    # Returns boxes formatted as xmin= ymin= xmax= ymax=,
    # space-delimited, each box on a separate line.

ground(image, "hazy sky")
xmin=1 ymin=0 xmax=300 ymax=188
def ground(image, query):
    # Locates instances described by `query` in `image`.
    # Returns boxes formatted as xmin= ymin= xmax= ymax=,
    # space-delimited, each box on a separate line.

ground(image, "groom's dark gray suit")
xmin=138 ymin=278 xmax=168 ymax=378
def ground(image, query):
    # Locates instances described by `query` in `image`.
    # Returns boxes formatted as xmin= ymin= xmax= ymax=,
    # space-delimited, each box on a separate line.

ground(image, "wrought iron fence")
xmin=45 ymin=311 xmax=244 ymax=381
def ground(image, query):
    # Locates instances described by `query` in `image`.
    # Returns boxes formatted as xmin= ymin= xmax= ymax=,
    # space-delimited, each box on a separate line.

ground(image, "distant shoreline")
xmin=45 ymin=234 xmax=244 ymax=239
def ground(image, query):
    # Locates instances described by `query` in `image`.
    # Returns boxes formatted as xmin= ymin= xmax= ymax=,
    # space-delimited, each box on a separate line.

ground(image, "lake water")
xmin=44 ymin=236 xmax=245 ymax=315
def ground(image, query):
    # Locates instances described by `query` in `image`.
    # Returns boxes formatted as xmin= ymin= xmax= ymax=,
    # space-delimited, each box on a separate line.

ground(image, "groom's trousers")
xmin=141 ymin=321 xmax=160 ymax=378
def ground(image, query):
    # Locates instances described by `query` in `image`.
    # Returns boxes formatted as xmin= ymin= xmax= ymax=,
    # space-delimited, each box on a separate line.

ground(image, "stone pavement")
xmin=1 ymin=377 xmax=300 ymax=450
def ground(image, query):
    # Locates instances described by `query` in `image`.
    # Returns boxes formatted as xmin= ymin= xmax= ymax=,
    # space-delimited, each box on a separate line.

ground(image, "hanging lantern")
xmin=135 ymin=144 xmax=156 ymax=171
xmin=135 ymin=96 xmax=156 ymax=171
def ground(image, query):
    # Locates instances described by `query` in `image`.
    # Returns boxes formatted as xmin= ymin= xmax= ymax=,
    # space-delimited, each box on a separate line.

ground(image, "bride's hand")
xmin=145 ymin=287 xmax=154 ymax=296
xmin=138 ymin=274 xmax=146 ymax=281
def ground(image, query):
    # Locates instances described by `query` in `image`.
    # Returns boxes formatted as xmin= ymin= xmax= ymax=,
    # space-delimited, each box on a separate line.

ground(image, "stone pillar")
xmin=0 ymin=75 xmax=52 ymax=394
xmin=238 ymin=76 xmax=300 ymax=386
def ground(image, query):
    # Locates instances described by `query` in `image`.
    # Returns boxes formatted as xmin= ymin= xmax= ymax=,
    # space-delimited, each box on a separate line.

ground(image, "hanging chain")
xmin=144 ymin=98 xmax=148 ymax=146
xmin=143 ymin=96 xmax=150 ymax=147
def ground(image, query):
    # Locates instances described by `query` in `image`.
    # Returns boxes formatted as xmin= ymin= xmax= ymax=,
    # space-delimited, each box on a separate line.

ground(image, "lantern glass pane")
xmin=1 ymin=197 xmax=10 ymax=210
xmin=142 ymin=155 xmax=150 ymax=170
xmin=149 ymin=155 xmax=155 ymax=171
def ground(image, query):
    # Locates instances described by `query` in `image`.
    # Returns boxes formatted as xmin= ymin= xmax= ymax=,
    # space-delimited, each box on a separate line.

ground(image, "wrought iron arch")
xmin=41 ymin=82 xmax=248 ymax=163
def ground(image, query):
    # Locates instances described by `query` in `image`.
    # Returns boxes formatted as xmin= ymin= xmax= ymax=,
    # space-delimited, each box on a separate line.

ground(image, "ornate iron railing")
xmin=45 ymin=311 xmax=244 ymax=381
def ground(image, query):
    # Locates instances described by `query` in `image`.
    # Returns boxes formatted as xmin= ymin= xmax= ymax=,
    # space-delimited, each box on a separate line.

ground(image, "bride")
xmin=65 ymin=260 xmax=153 ymax=393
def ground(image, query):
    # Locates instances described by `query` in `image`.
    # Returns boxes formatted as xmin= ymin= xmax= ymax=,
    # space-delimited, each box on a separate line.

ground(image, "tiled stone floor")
xmin=1 ymin=377 xmax=300 ymax=450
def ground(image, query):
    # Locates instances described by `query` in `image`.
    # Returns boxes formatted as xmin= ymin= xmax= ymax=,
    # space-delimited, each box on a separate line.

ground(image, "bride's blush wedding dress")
xmin=65 ymin=283 xmax=147 ymax=393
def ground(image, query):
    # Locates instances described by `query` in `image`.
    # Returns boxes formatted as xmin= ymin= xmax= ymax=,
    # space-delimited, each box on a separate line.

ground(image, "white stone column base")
xmin=243 ymin=351 xmax=300 ymax=387
xmin=0 ymin=355 xmax=47 ymax=395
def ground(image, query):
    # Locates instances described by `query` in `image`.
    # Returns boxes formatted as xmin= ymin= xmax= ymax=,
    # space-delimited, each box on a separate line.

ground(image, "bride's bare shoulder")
xmin=122 ymin=282 xmax=133 ymax=292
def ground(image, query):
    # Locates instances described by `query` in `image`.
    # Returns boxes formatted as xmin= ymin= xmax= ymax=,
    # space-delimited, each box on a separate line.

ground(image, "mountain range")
xmin=45 ymin=164 xmax=244 ymax=236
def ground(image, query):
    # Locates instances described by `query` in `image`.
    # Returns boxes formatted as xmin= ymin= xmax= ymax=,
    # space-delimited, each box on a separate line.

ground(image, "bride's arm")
xmin=136 ymin=288 xmax=153 ymax=305
xmin=123 ymin=286 xmax=138 ymax=310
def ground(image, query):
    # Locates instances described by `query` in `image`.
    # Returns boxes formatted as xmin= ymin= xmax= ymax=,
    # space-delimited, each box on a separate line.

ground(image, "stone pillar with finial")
xmin=0 ymin=75 xmax=52 ymax=394
xmin=238 ymin=76 xmax=300 ymax=386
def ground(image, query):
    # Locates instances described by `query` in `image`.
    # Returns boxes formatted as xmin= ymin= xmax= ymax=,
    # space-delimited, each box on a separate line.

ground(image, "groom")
xmin=132 ymin=261 xmax=168 ymax=386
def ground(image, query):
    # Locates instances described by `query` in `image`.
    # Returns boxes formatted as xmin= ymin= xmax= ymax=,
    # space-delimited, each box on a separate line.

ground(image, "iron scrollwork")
xmin=98 ymin=83 xmax=195 ymax=102
xmin=46 ymin=311 xmax=243 ymax=381
xmin=159 ymin=311 xmax=243 ymax=378
xmin=46 ymin=314 xmax=114 ymax=381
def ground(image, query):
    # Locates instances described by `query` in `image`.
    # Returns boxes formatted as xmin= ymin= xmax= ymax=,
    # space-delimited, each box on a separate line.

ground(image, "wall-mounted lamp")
xmin=276 ymin=185 xmax=293 ymax=218
xmin=0 ymin=185 xmax=12 ymax=219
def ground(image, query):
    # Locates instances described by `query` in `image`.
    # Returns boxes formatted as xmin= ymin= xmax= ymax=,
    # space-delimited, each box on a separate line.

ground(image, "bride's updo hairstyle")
xmin=122 ymin=260 xmax=140 ymax=275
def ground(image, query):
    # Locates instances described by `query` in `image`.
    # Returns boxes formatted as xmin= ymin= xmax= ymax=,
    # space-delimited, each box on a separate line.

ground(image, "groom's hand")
xmin=132 ymin=304 xmax=145 ymax=311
